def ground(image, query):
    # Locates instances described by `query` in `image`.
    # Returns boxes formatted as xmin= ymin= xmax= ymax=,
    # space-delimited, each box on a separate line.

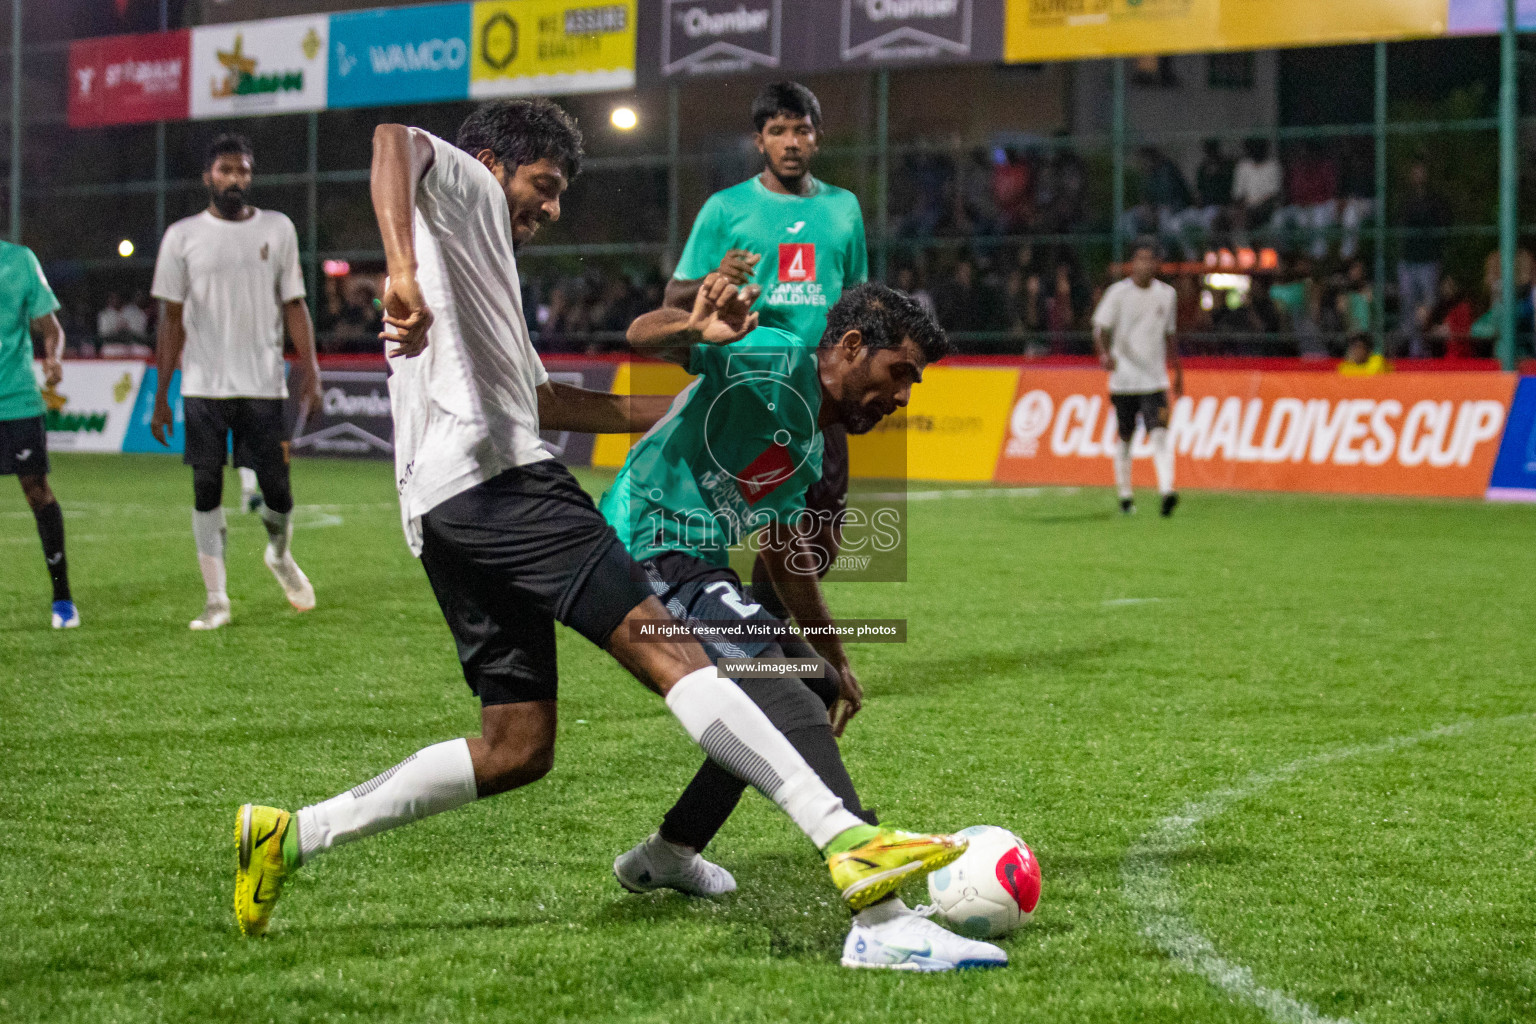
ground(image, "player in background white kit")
xmin=1091 ymin=239 xmax=1184 ymax=517
xmin=149 ymin=134 xmax=324 ymax=629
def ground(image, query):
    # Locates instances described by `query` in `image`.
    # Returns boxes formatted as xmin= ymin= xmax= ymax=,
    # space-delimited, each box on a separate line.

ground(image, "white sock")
xmin=238 ymin=467 xmax=258 ymax=496
xmin=1151 ymin=427 xmax=1175 ymax=495
xmin=665 ymin=666 xmax=864 ymax=849
xmin=192 ymin=508 xmax=227 ymax=600
xmin=855 ymin=896 xmax=910 ymax=927
xmin=260 ymin=505 xmax=292 ymax=558
xmin=1113 ymin=439 xmax=1134 ymax=499
xmin=295 ymin=738 xmax=477 ymax=864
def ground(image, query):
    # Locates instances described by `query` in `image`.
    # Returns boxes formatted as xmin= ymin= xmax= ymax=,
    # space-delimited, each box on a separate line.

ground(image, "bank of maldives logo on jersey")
xmin=328 ymin=4 xmax=472 ymax=108
xmin=778 ymin=243 xmax=815 ymax=283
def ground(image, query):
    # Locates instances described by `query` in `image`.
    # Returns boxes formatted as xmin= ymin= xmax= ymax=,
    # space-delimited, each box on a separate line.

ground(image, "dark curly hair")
xmin=456 ymin=98 xmax=584 ymax=179
xmin=204 ymin=132 xmax=253 ymax=171
xmin=820 ymin=282 xmax=951 ymax=364
xmin=751 ymin=81 xmax=822 ymax=132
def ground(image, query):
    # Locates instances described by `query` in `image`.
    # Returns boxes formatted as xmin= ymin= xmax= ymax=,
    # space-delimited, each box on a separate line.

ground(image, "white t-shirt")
xmin=1092 ymin=277 xmax=1176 ymax=394
xmin=151 ymin=209 xmax=305 ymax=399
xmin=1232 ymin=157 xmax=1282 ymax=207
xmin=387 ymin=130 xmax=551 ymax=555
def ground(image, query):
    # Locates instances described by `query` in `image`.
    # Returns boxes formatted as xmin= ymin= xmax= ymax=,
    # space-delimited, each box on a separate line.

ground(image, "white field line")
xmin=854 ymin=486 xmax=1081 ymax=502
xmin=1122 ymin=716 xmax=1531 ymax=1024
xmin=1102 ymin=597 xmax=1165 ymax=606
xmin=0 ymin=504 xmax=349 ymax=543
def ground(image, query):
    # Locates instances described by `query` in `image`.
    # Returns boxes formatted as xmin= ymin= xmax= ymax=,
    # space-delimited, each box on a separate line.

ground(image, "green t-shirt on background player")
xmin=0 ymin=242 xmax=61 ymax=422
xmin=674 ymin=177 xmax=868 ymax=347
xmin=599 ymin=326 xmax=825 ymax=566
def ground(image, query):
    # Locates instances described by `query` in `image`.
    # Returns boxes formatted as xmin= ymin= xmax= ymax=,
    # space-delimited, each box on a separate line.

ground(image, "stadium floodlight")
xmin=117 ymin=239 xmax=134 ymax=258
xmin=611 ymin=106 xmax=639 ymax=131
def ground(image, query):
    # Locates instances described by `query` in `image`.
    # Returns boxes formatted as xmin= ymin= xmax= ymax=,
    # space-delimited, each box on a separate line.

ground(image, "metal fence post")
xmin=1374 ymin=41 xmax=1387 ymax=354
xmin=875 ymin=69 xmax=890 ymax=282
xmin=666 ymin=83 xmax=679 ymax=269
xmin=1498 ymin=0 xmax=1519 ymax=370
xmin=1111 ymin=58 xmax=1126 ymax=268
xmin=9 ymin=0 xmax=21 ymax=243
xmin=306 ymin=111 xmax=319 ymax=311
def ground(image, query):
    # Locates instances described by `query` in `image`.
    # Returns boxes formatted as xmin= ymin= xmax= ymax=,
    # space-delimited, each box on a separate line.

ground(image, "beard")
xmin=840 ymin=398 xmax=884 ymax=436
xmin=210 ymin=186 xmax=246 ymax=218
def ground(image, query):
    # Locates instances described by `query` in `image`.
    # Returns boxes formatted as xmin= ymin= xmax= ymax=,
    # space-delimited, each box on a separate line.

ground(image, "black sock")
xmin=33 ymin=501 xmax=70 ymax=602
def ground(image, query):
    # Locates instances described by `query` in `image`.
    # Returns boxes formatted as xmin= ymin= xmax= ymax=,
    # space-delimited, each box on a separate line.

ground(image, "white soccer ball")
xmin=926 ymin=825 xmax=1041 ymax=939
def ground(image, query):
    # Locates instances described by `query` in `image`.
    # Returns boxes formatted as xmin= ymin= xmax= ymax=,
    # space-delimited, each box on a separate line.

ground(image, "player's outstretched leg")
xmin=20 ymin=474 xmax=77 ymax=628
xmin=605 ymin=604 xmax=967 ymax=910
xmin=254 ymin=461 xmax=314 ymax=611
xmin=190 ymin=466 xmax=231 ymax=630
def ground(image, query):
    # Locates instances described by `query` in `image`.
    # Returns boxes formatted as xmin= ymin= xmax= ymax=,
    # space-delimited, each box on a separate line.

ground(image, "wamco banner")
xmin=639 ymin=0 xmax=1004 ymax=82
xmin=328 ymin=3 xmax=473 ymax=108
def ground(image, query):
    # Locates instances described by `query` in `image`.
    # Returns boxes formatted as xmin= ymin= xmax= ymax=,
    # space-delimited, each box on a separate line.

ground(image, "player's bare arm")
xmin=1168 ymin=329 xmax=1184 ymax=397
xmin=150 ymin=300 xmax=186 ymax=445
xmin=536 ymin=381 xmax=672 ymax=434
xmin=627 ymin=274 xmax=761 ymax=364
xmin=1093 ymin=324 xmax=1116 ymax=373
xmin=35 ymin=312 xmax=64 ymax=387
xmin=664 ymin=249 xmax=762 ymax=309
xmin=283 ymin=298 xmax=323 ymax=422
xmin=758 ymin=523 xmax=863 ymax=736
xmin=371 ymin=124 xmax=437 ymax=358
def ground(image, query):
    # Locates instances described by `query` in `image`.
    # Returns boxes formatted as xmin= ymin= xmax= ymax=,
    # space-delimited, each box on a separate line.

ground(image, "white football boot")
xmin=264 ymin=545 xmax=316 ymax=612
xmin=190 ymin=595 xmax=232 ymax=631
xmin=614 ymin=833 xmax=737 ymax=897
xmin=842 ymin=902 xmax=1008 ymax=972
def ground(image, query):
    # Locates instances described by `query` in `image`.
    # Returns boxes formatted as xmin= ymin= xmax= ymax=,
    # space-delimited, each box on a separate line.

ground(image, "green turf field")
xmin=3 ymin=454 xmax=1534 ymax=1024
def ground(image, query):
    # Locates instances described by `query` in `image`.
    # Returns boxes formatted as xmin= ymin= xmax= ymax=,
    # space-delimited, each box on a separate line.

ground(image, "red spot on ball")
xmin=995 ymin=843 xmax=1041 ymax=913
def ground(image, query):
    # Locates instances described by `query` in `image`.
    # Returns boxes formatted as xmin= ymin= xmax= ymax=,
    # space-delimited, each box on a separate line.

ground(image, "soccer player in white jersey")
xmin=231 ymin=99 xmax=967 ymax=942
xmin=1092 ymin=239 xmax=1183 ymax=516
xmin=149 ymin=133 xmax=323 ymax=629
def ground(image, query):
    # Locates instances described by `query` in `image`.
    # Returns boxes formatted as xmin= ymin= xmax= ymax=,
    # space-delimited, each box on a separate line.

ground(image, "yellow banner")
xmin=470 ymin=0 xmax=635 ymax=98
xmin=1005 ymin=0 xmax=1447 ymax=62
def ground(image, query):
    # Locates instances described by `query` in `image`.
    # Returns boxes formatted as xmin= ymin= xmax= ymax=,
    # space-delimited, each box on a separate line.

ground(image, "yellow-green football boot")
xmin=234 ymin=804 xmax=292 ymax=936
xmin=827 ymin=827 xmax=969 ymax=910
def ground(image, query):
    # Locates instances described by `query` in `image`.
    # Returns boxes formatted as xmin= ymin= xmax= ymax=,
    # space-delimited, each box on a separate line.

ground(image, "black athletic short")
xmin=182 ymin=396 xmax=288 ymax=473
xmin=418 ymin=459 xmax=655 ymax=707
xmin=1111 ymin=390 xmax=1170 ymax=442
xmin=642 ymin=550 xmax=840 ymax=710
xmin=804 ymin=423 xmax=849 ymax=518
xmin=0 ymin=415 xmax=47 ymax=476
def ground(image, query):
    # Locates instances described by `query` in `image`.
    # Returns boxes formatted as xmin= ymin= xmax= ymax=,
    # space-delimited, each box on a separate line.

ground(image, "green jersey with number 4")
xmin=599 ymin=326 xmax=825 ymax=567
xmin=674 ymin=176 xmax=867 ymax=347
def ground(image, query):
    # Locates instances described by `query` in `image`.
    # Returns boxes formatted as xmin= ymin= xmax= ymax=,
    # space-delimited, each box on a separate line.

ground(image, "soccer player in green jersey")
xmin=601 ymin=278 xmax=1006 ymax=971
xmin=0 ymin=242 xmax=77 ymax=628
xmin=666 ymin=79 xmax=870 ymax=726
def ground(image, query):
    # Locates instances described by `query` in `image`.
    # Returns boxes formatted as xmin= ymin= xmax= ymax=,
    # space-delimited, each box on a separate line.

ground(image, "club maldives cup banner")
xmin=470 ymin=0 xmax=637 ymax=98
xmin=994 ymin=369 xmax=1515 ymax=498
xmin=190 ymin=15 xmax=330 ymax=119
xmin=68 ymin=30 xmax=191 ymax=128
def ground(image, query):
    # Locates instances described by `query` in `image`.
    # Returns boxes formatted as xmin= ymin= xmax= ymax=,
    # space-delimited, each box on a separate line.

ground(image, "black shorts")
xmin=418 ymin=459 xmax=655 ymax=707
xmin=804 ymin=423 xmax=849 ymax=517
xmin=1111 ymin=390 xmax=1170 ymax=442
xmin=0 ymin=415 xmax=47 ymax=476
xmin=642 ymin=550 xmax=840 ymax=711
xmin=182 ymin=397 xmax=288 ymax=473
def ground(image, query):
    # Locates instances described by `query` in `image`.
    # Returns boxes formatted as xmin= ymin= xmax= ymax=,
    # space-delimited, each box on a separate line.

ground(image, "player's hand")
xmin=42 ymin=356 xmax=63 ymax=387
xmin=687 ymin=273 xmax=760 ymax=346
xmin=715 ymin=248 xmax=761 ymax=286
xmin=298 ymin=365 xmax=324 ymax=426
xmin=150 ymin=397 xmax=174 ymax=446
xmin=829 ymin=662 xmax=864 ymax=738
xmin=380 ymin=274 xmax=433 ymax=358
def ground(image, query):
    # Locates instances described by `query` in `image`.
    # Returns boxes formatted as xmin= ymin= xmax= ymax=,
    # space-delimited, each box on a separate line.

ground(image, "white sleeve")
xmin=278 ymin=217 xmax=306 ymax=302
xmin=1091 ymin=285 xmax=1118 ymax=331
xmin=150 ymin=226 xmax=187 ymax=303
xmin=414 ymin=130 xmax=485 ymax=232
